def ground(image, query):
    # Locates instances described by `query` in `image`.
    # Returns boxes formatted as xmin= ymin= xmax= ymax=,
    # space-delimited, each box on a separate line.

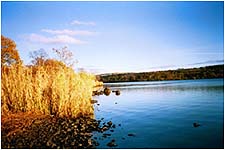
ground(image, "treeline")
xmin=97 ymin=65 xmax=224 ymax=83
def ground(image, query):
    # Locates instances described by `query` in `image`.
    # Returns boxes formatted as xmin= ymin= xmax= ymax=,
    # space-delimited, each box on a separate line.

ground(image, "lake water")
xmin=93 ymin=79 xmax=224 ymax=148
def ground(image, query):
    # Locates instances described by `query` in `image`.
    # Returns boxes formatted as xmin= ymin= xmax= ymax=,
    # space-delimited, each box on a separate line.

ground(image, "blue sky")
xmin=1 ymin=1 xmax=224 ymax=74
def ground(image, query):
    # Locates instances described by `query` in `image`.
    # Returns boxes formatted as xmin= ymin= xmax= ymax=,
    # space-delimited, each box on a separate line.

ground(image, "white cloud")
xmin=71 ymin=20 xmax=96 ymax=26
xmin=41 ymin=29 xmax=96 ymax=36
xmin=27 ymin=33 xmax=86 ymax=45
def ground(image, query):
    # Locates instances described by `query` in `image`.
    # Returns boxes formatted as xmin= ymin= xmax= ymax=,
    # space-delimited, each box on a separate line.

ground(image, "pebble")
xmin=104 ymin=87 xmax=111 ymax=96
xmin=193 ymin=122 xmax=201 ymax=127
xmin=103 ymin=133 xmax=111 ymax=137
xmin=101 ymin=126 xmax=109 ymax=132
xmin=115 ymin=90 xmax=121 ymax=96
xmin=88 ymin=139 xmax=92 ymax=146
xmin=107 ymin=139 xmax=117 ymax=147
xmin=107 ymin=121 xmax=113 ymax=126
xmin=112 ymin=90 xmax=121 ymax=96
xmin=128 ymin=133 xmax=135 ymax=137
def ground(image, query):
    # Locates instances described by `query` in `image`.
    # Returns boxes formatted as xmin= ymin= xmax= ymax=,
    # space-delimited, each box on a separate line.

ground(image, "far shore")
xmin=102 ymin=77 xmax=224 ymax=84
xmin=97 ymin=64 xmax=224 ymax=83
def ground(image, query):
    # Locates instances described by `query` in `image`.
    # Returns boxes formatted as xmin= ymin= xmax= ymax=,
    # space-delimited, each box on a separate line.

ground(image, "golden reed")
xmin=1 ymin=64 xmax=102 ymax=118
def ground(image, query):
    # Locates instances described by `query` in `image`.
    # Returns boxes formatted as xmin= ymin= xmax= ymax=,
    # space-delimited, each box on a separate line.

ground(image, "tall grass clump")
xmin=1 ymin=62 xmax=100 ymax=118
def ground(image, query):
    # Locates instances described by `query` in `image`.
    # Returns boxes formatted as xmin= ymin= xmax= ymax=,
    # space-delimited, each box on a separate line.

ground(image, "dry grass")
xmin=1 ymin=64 xmax=102 ymax=118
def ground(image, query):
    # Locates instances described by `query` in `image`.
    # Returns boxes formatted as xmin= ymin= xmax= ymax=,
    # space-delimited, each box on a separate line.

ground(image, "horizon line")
xmin=95 ymin=63 xmax=224 ymax=75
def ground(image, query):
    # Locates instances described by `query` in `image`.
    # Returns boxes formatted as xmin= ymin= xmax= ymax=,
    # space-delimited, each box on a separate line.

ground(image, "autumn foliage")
xmin=1 ymin=35 xmax=102 ymax=118
xmin=1 ymin=35 xmax=22 ymax=66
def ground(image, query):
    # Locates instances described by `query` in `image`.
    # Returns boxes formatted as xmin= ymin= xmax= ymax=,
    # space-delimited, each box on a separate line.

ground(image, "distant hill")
xmin=97 ymin=64 xmax=224 ymax=83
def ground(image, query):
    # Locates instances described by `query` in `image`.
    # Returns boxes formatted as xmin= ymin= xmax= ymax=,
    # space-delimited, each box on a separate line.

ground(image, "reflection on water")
xmin=94 ymin=78 xmax=224 ymax=148
xmin=104 ymin=79 xmax=223 ymax=91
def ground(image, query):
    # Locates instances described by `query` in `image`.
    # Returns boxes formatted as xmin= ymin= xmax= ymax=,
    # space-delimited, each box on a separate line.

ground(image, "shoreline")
xmin=98 ymin=64 xmax=224 ymax=83
xmin=1 ymin=112 xmax=118 ymax=149
xmin=102 ymin=77 xmax=224 ymax=84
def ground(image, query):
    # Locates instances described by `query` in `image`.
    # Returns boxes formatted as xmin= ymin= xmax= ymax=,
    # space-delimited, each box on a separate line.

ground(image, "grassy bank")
xmin=1 ymin=63 xmax=102 ymax=118
xmin=1 ymin=35 xmax=109 ymax=148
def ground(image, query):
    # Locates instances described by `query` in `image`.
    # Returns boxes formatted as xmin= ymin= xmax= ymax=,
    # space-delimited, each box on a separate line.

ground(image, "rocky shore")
xmin=1 ymin=114 xmax=119 ymax=149
xmin=2 ymin=87 xmax=124 ymax=149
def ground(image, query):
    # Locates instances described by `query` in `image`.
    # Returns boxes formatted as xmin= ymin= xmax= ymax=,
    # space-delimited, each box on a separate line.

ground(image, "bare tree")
xmin=29 ymin=48 xmax=48 ymax=66
xmin=52 ymin=46 xmax=78 ymax=68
